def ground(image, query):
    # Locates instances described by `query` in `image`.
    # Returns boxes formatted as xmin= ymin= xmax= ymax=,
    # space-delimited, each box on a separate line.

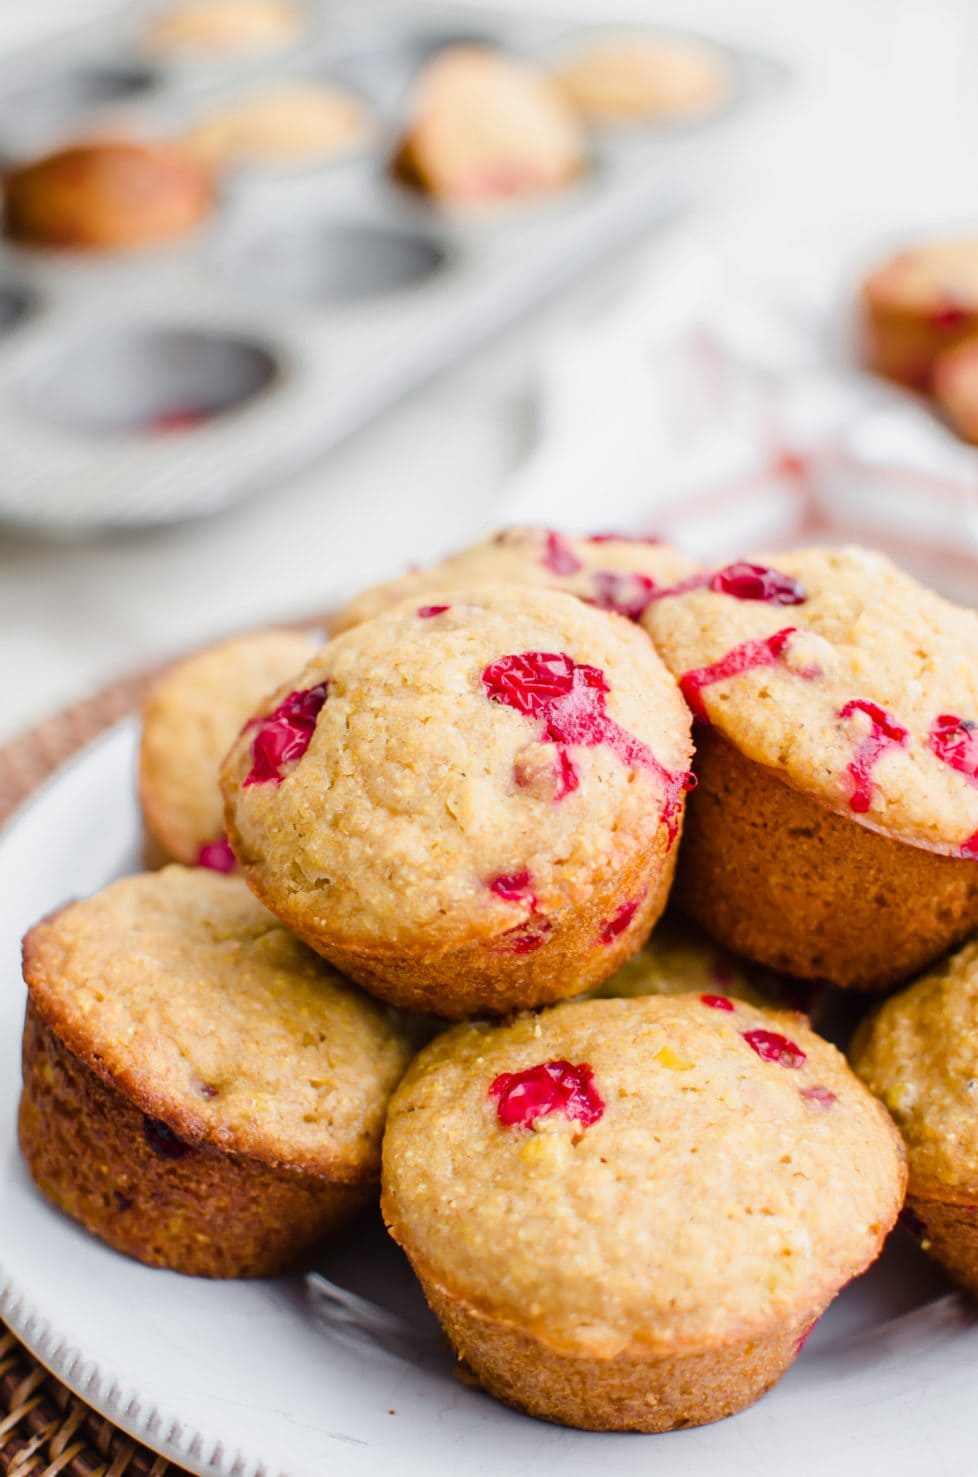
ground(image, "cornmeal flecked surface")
xmin=140 ymin=628 xmax=319 ymax=865
xmin=22 ymin=868 xmax=414 ymax=1179
xmin=934 ymin=338 xmax=978 ymax=444
xmin=4 ymin=142 xmax=213 ymax=252
xmin=147 ymin=0 xmax=300 ymax=55
xmin=645 ymin=545 xmax=978 ymax=858
xmin=331 ymin=526 xmax=697 ymax=635
xmin=593 ymin=914 xmax=767 ymax=1007
xmin=384 ymin=996 xmax=904 ymax=1353
xmin=551 ymin=35 xmax=732 ymax=124
xmin=851 ymin=938 xmax=978 ymax=1295
xmin=392 ymin=47 xmax=586 ymax=207
xmin=383 ymin=996 xmax=904 ymax=1429
xmin=852 ymin=938 xmax=978 ymax=1194
xmin=186 ymin=82 xmax=370 ymax=169
xmin=222 ymin=585 xmax=693 ymax=1015
xmin=860 ymin=239 xmax=978 ymax=389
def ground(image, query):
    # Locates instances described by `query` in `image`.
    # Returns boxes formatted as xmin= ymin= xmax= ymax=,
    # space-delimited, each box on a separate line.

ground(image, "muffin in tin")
xmin=146 ymin=0 xmax=300 ymax=56
xmin=222 ymin=585 xmax=694 ymax=1017
xmin=331 ymin=525 xmax=697 ymax=635
xmin=851 ymin=936 xmax=978 ymax=1296
xmin=552 ymin=33 xmax=732 ymax=126
xmin=860 ymin=238 xmax=978 ymax=390
xmin=4 ymin=141 xmax=213 ymax=252
xmin=392 ymin=46 xmax=586 ymax=208
xmin=644 ymin=545 xmax=978 ymax=989
xmin=20 ymin=867 xmax=415 ymax=1277
xmin=186 ymin=82 xmax=370 ymax=171
xmin=382 ymin=995 xmax=905 ymax=1431
xmin=139 ymin=627 xmax=320 ymax=869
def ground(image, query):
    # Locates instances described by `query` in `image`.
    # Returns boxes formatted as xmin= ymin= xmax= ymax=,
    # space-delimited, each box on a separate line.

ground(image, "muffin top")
xmin=23 ymin=867 xmax=414 ymax=1178
xmin=146 ymin=0 xmax=300 ymax=54
xmin=332 ymin=526 xmax=697 ymax=634
xmin=862 ymin=240 xmax=978 ymax=316
xmin=644 ymin=545 xmax=978 ymax=856
xmin=594 ymin=915 xmax=767 ymax=1007
xmin=140 ymin=627 xmax=320 ymax=866
xmin=186 ymin=82 xmax=370 ymax=169
xmin=851 ymin=937 xmax=978 ymax=1196
xmin=394 ymin=46 xmax=586 ymax=206
xmin=222 ymin=584 xmax=692 ymax=949
xmin=383 ymin=995 xmax=905 ymax=1355
xmin=552 ymin=34 xmax=731 ymax=123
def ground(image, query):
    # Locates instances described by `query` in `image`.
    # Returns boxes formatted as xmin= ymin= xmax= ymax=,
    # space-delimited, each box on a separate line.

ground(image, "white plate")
xmin=2 ymin=717 xmax=977 ymax=1477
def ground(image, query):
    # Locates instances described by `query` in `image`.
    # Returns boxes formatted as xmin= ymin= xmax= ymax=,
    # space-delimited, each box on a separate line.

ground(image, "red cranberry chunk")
xmin=243 ymin=683 xmax=328 ymax=787
xmin=143 ymin=1117 xmax=192 ymax=1160
xmin=197 ymin=835 xmax=235 ymax=872
xmin=418 ymin=604 xmax=451 ymax=618
xmin=800 ymin=1084 xmax=837 ymax=1109
xmin=598 ymin=894 xmax=644 ymax=945
xmin=742 ymin=1028 xmax=807 ymax=1069
xmin=488 ymin=870 xmax=536 ymax=907
xmin=680 ymin=628 xmax=799 ymax=721
xmin=701 ymin=993 xmax=735 ymax=1011
xmin=539 ymin=530 xmax=583 ymax=575
xmin=588 ymin=571 xmax=656 ymax=621
xmin=929 ymin=713 xmax=978 ymax=784
xmin=489 ymin=1059 xmax=604 ymax=1128
xmin=837 ymin=699 xmax=909 ymax=813
xmin=709 ymin=561 xmax=806 ymax=606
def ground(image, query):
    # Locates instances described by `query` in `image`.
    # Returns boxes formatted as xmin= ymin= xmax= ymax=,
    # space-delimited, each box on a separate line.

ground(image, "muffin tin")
xmin=0 ymin=2 xmax=787 ymax=533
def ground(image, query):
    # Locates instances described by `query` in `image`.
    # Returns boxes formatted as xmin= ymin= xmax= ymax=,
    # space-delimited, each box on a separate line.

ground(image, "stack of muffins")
xmin=19 ymin=523 xmax=978 ymax=1434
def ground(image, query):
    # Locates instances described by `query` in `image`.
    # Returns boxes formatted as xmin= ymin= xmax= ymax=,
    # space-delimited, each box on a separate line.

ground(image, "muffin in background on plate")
xmin=383 ymin=995 xmax=905 ymax=1431
xmin=222 ymin=585 xmax=694 ymax=1018
xmin=644 ymin=545 xmax=978 ymax=989
xmin=19 ymin=867 xmax=415 ymax=1277
xmin=139 ymin=627 xmax=320 ymax=869
xmin=860 ymin=238 xmax=978 ymax=390
xmin=330 ymin=525 xmax=698 ymax=636
xmin=4 ymin=140 xmax=213 ymax=251
xmin=851 ymin=936 xmax=978 ymax=1296
xmin=552 ymin=33 xmax=732 ymax=125
xmin=392 ymin=46 xmax=586 ymax=208
xmin=933 ymin=336 xmax=978 ymax=443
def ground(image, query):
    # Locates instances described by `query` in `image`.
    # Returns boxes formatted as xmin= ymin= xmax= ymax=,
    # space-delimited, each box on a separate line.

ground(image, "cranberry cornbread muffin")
xmin=861 ymin=239 xmax=978 ymax=390
xmin=331 ymin=526 xmax=697 ymax=635
xmin=140 ymin=628 xmax=320 ymax=869
xmin=383 ymin=994 xmax=905 ymax=1431
xmin=552 ymin=34 xmax=732 ymax=125
xmin=644 ymin=546 xmax=978 ymax=989
xmin=222 ymin=585 xmax=694 ymax=1017
xmin=146 ymin=0 xmax=300 ymax=56
xmin=933 ymin=336 xmax=978 ymax=443
xmin=851 ymin=936 xmax=978 ymax=1295
xmin=392 ymin=47 xmax=586 ymax=208
xmin=19 ymin=867 xmax=414 ymax=1277
xmin=4 ymin=141 xmax=212 ymax=251
xmin=186 ymin=82 xmax=370 ymax=170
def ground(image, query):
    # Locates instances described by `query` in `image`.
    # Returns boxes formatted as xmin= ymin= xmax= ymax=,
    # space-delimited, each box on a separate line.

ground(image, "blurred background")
xmin=2 ymin=0 xmax=977 ymax=743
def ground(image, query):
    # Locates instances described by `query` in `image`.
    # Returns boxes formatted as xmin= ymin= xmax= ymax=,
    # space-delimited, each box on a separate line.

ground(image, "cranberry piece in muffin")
xmin=139 ymin=627 xmax=320 ymax=868
xmin=221 ymin=584 xmax=694 ymax=1017
xmin=330 ymin=525 xmax=698 ymax=637
xmin=391 ymin=46 xmax=586 ymax=208
xmin=4 ymin=141 xmax=213 ymax=252
xmin=382 ymin=996 xmax=905 ymax=1432
xmin=19 ymin=868 xmax=415 ymax=1277
xmin=851 ymin=936 xmax=978 ymax=1298
xmin=644 ymin=545 xmax=978 ymax=989
xmin=860 ymin=239 xmax=978 ymax=390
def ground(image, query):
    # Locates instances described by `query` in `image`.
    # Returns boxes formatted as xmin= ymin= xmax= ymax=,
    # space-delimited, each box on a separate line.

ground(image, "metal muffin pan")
xmin=0 ymin=1 xmax=788 ymax=533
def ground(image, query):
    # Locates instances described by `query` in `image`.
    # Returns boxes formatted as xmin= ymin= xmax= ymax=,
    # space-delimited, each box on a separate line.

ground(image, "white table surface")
xmin=2 ymin=0 xmax=978 ymax=744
